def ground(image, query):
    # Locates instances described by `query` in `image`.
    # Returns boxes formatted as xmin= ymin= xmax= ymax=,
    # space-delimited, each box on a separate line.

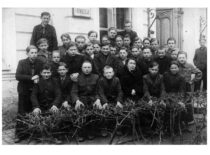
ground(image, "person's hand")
xmin=116 ymin=101 xmax=123 ymax=109
xmin=190 ymin=74 xmax=196 ymax=84
xmin=50 ymin=105 xmax=59 ymax=113
xmin=33 ymin=108 xmax=41 ymax=116
xmin=62 ymin=101 xmax=71 ymax=110
xmin=148 ymin=100 xmax=153 ymax=106
xmin=131 ymin=89 xmax=136 ymax=96
xmin=160 ymin=100 xmax=166 ymax=107
xmin=93 ymin=99 xmax=102 ymax=110
xmin=102 ymin=103 xmax=109 ymax=109
xmin=32 ymin=75 xmax=39 ymax=83
xmin=75 ymin=100 xmax=84 ymax=111
xmin=70 ymin=73 xmax=79 ymax=82
xmin=178 ymin=101 xmax=185 ymax=108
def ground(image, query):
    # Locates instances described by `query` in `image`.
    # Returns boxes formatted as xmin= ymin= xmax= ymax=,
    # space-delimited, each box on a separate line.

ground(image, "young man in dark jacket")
xmin=30 ymin=12 xmax=58 ymax=52
xmin=61 ymin=43 xmax=84 ymax=82
xmin=50 ymin=50 xmax=60 ymax=78
xmin=94 ymin=44 xmax=118 ymax=75
xmin=15 ymin=45 xmax=43 ymax=142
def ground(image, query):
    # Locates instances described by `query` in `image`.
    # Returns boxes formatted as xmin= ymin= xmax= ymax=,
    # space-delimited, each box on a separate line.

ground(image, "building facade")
xmin=2 ymin=8 xmax=207 ymax=79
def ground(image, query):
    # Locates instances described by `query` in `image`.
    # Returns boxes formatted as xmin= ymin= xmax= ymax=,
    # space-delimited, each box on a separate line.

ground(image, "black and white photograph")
xmin=1 ymin=1 xmax=208 ymax=147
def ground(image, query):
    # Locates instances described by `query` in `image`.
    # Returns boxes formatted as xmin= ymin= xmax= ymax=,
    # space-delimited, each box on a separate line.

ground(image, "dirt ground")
xmin=2 ymin=80 xmax=207 ymax=145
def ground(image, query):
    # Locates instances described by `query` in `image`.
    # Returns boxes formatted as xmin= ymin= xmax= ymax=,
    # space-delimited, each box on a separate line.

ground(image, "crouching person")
xmin=71 ymin=61 xmax=101 ymax=142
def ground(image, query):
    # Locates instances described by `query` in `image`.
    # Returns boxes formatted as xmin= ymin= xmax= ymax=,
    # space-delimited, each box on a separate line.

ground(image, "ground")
xmin=2 ymin=80 xmax=207 ymax=145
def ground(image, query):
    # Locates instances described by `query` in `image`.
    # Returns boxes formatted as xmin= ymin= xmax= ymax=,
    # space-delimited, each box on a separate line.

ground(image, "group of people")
xmin=15 ymin=11 xmax=207 ymax=143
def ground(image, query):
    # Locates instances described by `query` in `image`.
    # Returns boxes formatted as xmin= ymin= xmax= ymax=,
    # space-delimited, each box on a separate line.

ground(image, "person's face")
xmin=143 ymin=40 xmax=150 ymax=48
xmin=41 ymin=69 xmax=52 ymax=80
xmin=110 ymin=47 xmax=117 ymax=55
xmin=143 ymin=49 xmax=152 ymax=59
xmin=52 ymin=52 xmax=60 ymax=63
xmin=27 ymin=49 xmax=38 ymax=61
xmin=82 ymin=63 xmax=92 ymax=75
xmin=124 ymin=23 xmax=132 ymax=32
xmin=76 ymin=38 xmax=86 ymax=50
xmin=102 ymin=37 xmax=110 ymax=45
xmin=151 ymin=41 xmax=159 ymax=51
xmin=171 ymin=51 xmax=178 ymax=60
xmin=134 ymin=39 xmax=142 ymax=48
xmin=93 ymin=44 xmax=101 ymax=54
xmin=89 ymin=33 xmax=97 ymax=42
xmin=86 ymin=46 xmax=94 ymax=56
xmin=116 ymin=37 xmax=123 ymax=47
xmin=104 ymin=68 xmax=114 ymax=80
xmin=67 ymin=46 xmax=78 ymax=56
xmin=168 ymin=40 xmax=175 ymax=49
xmin=170 ymin=64 xmax=179 ymax=75
xmin=101 ymin=45 xmax=110 ymax=56
xmin=119 ymin=50 xmax=128 ymax=60
xmin=41 ymin=15 xmax=50 ymax=26
xmin=58 ymin=66 xmax=68 ymax=77
xmin=124 ymin=38 xmax=131 ymax=46
xmin=200 ymin=39 xmax=206 ymax=47
xmin=38 ymin=42 xmax=48 ymax=51
xmin=108 ymin=30 xmax=117 ymax=39
xmin=131 ymin=48 xmax=140 ymax=57
xmin=149 ymin=66 xmax=159 ymax=76
xmin=62 ymin=36 xmax=71 ymax=46
xmin=157 ymin=50 xmax=166 ymax=59
xmin=127 ymin=60 xmax=136 ymax=71
xmin=178 ymin=54 xmax=187 ymax=64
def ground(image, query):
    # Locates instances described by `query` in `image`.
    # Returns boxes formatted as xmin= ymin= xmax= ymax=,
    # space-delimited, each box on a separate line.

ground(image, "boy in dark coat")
xmin=75 ymin=35 xmax=86 ymax=54
xmin=50 ymin=50 xmax=60 ymax=78
xmin=117 ymin=58 xmax=143 ymax=101
xmin=30 ymin=12 xmax=58 ymax=52
xmin=15 ymin=45 xmax=43 ymax=142
xmin=98 ymin=66 xmax=123 ymax=109
xmin=57 ymin=62 xmax=72 ymax=109
xmin=154 ymin=48 xmax=172 ymax=74
xmin=58 ymin=33 xmax=72 ymax=58
xmin=31 ymin=64 xmax=61 ymax=114
xmin=143 ymin=61 xmax=166 ymax=101
xmin=193 ymin=38 xmax=207 ymax=91
xmin=61 ymin=43 xmax=84 ymax=82
xmin=94 ymin=44 xmax=118 ymax=75
xmin=116 ymin=47 xmax=128 ymax=73
xmin=36 ymin=38 xmax=51 ymax=64
xmin=108 ymin=27 xmax=117 ymax=46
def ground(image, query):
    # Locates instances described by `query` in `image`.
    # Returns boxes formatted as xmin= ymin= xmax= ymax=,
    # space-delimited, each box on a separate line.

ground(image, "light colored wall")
xmin=182 ymin=8 xmax=207 ymax=64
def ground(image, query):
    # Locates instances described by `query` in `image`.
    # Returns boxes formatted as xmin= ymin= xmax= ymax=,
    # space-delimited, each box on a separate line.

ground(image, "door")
xmin=156 ymin=8 xmax=183 ymax=49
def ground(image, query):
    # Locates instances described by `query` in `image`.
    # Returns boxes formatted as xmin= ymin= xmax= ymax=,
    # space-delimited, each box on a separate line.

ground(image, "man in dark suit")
xmin=30 ymin=12 xmax=58 ymax=52
xmin=15 ymin=45 xmax=43 ymax=142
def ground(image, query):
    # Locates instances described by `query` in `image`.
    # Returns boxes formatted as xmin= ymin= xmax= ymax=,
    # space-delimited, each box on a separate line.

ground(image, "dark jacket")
xmin=143 ymin=74 xmax=165 ymax=99
xmin=31 ymin=78 xmax=61 ymax=110
xmin=49 ymin=61 xmax=59 ymax=78
xmin=94 ymin=53 xmax=118 ymax=75
xmin=163 ymin=72 xmax=186 ymax=94
xmin=116 ymin=57 xmax=126 ymax=73
xmin=98 ymin=76 xmax=123 ymax=104
xmin=61 ymin=54 xmax=84 ymax=75
xmin=16 ymin=58 xmax=43 ymax=95
xmin=71 ymin=73 xmax=99 ymax=104
xmin=137 ymin=57 xmax=153 ymax=75
xmin=193 ymin=46 xmax=207 ymax=70
xmin=30 ymin=24 xmax=58 ymax=52
xmin=154 ymin=56 xmax=172 ymax=74
xmin=56 ymin=76 xmax=73 ymax=105
xmin=83 ymin=53 xmax=98 ymax=74
xmin=58 ymin=44 xmax=70 ymax=58
xmin=117 ymin=66 xmax=143 ymax=98
xmin=37 ymin=50 xmax=51 ymax=64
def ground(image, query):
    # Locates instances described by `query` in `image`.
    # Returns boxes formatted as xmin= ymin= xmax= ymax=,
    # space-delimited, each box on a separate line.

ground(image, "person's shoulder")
xmin=143 ymin=74 xmax=149 ymax=79
xmin=18 ymin=58 xmax=28 ymax=64
xmin=92 ymin=73 xmax=99 ymax=79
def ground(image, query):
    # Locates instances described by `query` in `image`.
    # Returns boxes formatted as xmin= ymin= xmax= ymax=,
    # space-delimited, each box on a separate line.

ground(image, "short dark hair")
xmin=68 ymin=42 xmax=77 ymax=49
xmin=88 ymin=30 xmax=98 ymax=38
xmin=125 ymin=58 xmax=136 ymax=66
xmin=167 ymin=37 xmax=176 ymax=44
xmin=58 ymin=62 xmax=68 ymax=69
xmin=143 ymin=37 xmax=151 ymax=43
xmin=82 ymin=60 xmax=92 ymax=67
xmin=41 ymin=64 xmax=52 ymax=72
xmin=131 ymin=45 xmax=139 ymax=50
xmin=149 ymin=61 xmax=159 ymax=69
xmin=86 ymin=43 xmax=94 ymax=49
xmin=108 ymin=27 xmax=117 ymax=32
xmin=142 ymin=47 xmax=152 ymax=52
xmin=170 ymin=60 xmax=179 ymax=68
xmin=150 ymin=38 xmax=159 ymax=44
xmin=119 ymin=47 xmax=127 ymax=52
xmin=103 ymin=65 xmax=114 ymax=73
xmin=26 ymin=45 xmax=37 ymax=53
xmin=61 ymin=33 xmax=71 ymax=41
xmin=115 ymin=35 xmax=123 ymax=41
xmin=36 ymin=38 xmax=48 ymax=46
xmin=178 ymin=51 xmax=187 ymax=58
xmin=41 ymin=12 xmax=51 ymax=17
xmin=124 ymin=20 xmax=132 ymax=25
xmin=124 ymin=34 xmax=131 ymax=40
xmin=134 ymin=36 xmax=142 ymax=42
xmin=75 ymin=35 xmax=86 ymax=42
